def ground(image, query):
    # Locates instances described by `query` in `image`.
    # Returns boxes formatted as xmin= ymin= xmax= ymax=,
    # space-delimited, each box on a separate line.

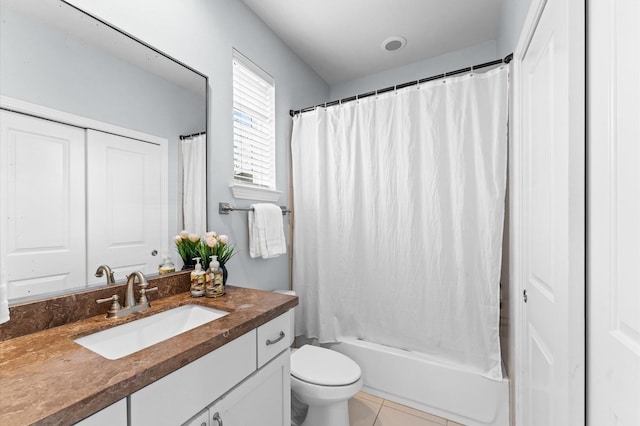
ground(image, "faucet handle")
xmin=96 ymin=294 xmax=121 ymax=318
xmin=138 ymin=287 xmax=158 ymax=306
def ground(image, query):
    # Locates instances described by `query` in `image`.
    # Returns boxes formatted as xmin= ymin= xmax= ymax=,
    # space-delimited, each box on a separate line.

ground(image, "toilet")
xmin=274 ymin=290 xmax=363 ymax=426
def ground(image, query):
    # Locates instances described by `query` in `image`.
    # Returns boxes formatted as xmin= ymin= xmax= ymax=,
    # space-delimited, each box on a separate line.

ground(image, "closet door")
xmin=0 ymin=111 xmax=86 ymax=298
xmin=588 ymin=0 xmax=640 ymax=424
xmin=86 ymin=130 xmax=163 ymax=284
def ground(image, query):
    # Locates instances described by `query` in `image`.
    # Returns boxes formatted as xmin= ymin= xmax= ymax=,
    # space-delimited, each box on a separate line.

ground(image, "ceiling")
xmin=241 ymin=0 xmax=503 ymax=86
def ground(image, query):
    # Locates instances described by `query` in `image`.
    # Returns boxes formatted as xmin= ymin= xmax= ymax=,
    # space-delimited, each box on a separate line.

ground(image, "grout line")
xmin=371 ymin=399 xmax=383 ymax=426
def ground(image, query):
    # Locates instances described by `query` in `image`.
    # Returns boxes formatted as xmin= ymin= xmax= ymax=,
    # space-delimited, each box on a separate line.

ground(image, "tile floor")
xmin=348 ymin=391 xmax=465 ymax=426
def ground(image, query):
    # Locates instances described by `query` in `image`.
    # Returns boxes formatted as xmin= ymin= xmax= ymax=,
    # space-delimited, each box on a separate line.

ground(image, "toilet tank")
xmin=273 ymin=290 xmax=296 ymax=345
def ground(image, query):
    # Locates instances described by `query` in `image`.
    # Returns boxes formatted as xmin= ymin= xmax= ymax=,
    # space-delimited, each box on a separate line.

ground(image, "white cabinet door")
xmin=74 ymin=398 xmax=127 ymax=426
xmin=514 ymin=0 xmax=585 ymax=424
xmin=86 ymin=129 xmax=165 ymax=284
xmin=130 ymin=331 xmax=256 ymax=426
xmin=209 ymin=350 xmax=291 ymax=426
xmin=588 ymin=0 xmax=640 ymax=424
xmin=0 ymin=110 xmax=86 ymax=299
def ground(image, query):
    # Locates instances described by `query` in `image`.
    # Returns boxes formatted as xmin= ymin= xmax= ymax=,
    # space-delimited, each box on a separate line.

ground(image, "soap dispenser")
xmin=190 ymin=257 xmax=206 ymax=297
xmin=205 ymin=255 xmax=224 ymax=297
xmin=158 ymin=254 xmax=175 ymax=274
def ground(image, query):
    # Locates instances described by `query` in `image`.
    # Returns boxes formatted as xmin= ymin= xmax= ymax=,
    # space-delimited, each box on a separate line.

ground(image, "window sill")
xmin=230 ymin=183 xmax=282 ymax=202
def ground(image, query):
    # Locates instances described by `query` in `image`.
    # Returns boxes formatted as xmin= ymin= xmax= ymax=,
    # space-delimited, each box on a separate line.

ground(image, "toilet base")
xmin=301 ymin=400 xmax=350 ymax=426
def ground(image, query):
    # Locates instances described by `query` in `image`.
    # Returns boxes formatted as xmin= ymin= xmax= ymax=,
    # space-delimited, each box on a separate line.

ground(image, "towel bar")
xmin=219 ymin=202 xmax=291 ymax=215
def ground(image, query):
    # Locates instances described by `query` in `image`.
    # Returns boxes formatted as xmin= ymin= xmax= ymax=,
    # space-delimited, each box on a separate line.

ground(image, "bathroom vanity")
xmin=0 ymin=283 xmax=296 ymax=426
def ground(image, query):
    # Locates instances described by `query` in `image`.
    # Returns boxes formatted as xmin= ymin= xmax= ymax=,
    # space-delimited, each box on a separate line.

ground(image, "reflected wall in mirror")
xmin=0 ymin=0 xmax=208 ymax=303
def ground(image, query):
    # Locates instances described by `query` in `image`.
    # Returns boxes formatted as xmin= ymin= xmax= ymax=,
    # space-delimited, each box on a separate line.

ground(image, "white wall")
xmin=66 ymin=0 xmax=330 ymax=291
xmin=496 ymin=0 xmax=532 ymax=57
xmin=328 ymin=40 xmax=497 ymax=100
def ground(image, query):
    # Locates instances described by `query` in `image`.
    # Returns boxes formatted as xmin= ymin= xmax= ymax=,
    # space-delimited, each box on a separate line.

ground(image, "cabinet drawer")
xmin=257 ymin=310 xmax=292 ymax=368
xmin=130 ymin=331 xmax=256 ymax=425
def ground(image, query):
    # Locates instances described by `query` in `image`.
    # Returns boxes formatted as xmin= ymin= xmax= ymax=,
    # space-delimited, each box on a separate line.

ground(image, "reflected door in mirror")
xmin=0 ymin=111 xmax=87 ymax=299
xmin=87 ymin=130 xmax=163 ymax=283
xmin=1 ymin=111 xmax=167 ymax=299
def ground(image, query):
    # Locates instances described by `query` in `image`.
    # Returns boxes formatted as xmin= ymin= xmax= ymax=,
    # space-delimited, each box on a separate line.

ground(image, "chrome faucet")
xmin=96 ymin=271 xmax=158 ymax=318
xmin=94 ymin=265 xmax=115 ymax=285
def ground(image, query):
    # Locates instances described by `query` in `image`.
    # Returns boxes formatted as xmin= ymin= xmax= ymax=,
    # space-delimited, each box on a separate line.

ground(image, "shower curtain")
xmin=291 ymin=67 xmax=508 ymax=380
xmin=180 ymin=133 xmax=207 ymax=236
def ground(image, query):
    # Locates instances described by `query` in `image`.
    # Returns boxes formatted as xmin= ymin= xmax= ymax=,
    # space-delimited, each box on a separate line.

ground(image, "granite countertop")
xmin=0 ymin=286 xmax=297 ymax=426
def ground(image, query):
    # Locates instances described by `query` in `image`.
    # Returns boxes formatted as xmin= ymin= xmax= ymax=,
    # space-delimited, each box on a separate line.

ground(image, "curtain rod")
xmin=179 ymin=131 xmax=206 ymax=140
xmin=289 ymin=53 xmax=513 ymax=117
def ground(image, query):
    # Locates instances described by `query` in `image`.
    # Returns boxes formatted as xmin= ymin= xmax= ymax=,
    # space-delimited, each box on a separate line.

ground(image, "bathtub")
xmin=326 ymin=337 xmax=509 ymax=426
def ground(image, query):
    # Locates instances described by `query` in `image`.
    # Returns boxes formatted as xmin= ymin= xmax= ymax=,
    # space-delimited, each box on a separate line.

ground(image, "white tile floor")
xmin=348 ymin=392 xmax=465 ymax=426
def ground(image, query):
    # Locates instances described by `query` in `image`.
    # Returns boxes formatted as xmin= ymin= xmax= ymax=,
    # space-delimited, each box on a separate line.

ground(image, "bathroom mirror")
xmin=0 ymin=0 xmax=208 ymax=303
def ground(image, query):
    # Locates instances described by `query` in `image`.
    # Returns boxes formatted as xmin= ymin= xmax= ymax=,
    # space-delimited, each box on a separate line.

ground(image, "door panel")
xmin=516 ymin=0 xmax=585 ymax=424
xmin=529 ymin=326 xmax=553 ymax=425
xmin=86 ymin=130 xmax=162 ymax=284
xmin=588 ymin=0 xmax=640 ymax=424
xmin=0 ymin=111 xmax=86 ymax=298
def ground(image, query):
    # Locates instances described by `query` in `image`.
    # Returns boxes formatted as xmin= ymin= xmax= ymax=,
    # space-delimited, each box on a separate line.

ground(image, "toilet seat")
xmin=291 ymin=345 xmax=361 ymax=386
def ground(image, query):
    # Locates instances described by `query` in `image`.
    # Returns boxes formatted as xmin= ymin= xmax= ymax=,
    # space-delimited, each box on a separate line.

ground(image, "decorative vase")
xmin=221 ymin=264 xmax=228 ymax=285
xmin=181 ymin=258 xmax=196 ymax=270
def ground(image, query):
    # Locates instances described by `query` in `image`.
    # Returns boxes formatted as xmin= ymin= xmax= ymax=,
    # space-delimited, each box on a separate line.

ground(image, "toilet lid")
xmin=291 ymin=345 xmax=361 ymax=386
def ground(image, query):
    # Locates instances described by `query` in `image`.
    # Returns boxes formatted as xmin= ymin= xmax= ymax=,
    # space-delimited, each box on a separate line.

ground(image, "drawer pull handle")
xmin=212 ymin=412 xmax=223 ymax=425
xmin=266 ymin=331 xmax=285 ymax=346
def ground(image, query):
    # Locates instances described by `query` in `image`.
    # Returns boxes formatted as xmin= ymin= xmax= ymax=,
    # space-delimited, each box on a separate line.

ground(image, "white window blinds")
xmin=232 ymin=50 xmax=275 ymax=189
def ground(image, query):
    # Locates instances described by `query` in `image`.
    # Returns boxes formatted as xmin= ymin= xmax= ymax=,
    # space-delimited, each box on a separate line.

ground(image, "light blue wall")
xmin=67 ymin=0 xmax=330 ymax=291
xmin=328 ymin=40 xmax=498 ymax=101
xmin=497 ymin=0 xmax=533 ymax=57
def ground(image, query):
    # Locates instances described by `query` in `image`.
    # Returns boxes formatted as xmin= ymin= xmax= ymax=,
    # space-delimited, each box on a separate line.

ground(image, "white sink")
xmin=74 ymin=304 xmax=228 ymax=360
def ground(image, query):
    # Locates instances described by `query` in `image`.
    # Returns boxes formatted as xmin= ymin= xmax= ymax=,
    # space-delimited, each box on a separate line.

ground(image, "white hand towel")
xmin=248 ymin=203 xmax=287 ymax=259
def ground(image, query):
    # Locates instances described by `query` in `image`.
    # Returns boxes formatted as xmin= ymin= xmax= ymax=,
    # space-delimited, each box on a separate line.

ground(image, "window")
xmin=232 ymin=50 xmax=276 ymax=193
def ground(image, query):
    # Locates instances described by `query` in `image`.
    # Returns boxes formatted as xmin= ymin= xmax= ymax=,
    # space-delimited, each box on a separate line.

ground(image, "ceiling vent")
xmin=382 ymin=36 xmax=407 ymax=52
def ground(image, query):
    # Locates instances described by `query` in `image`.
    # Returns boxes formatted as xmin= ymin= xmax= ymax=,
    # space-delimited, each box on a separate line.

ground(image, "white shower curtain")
xmin=291 ymin=67 xmax=508 ymax=380
xmin=180 ymin=133 xmax=207 ymax=236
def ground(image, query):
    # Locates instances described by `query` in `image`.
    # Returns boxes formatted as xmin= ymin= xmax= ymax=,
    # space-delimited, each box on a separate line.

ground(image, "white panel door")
xmin=588 ymin=0 xmax=640 ymax=424
xmin=0 ymin=111 xmax=86 ymax=299
xmin=86 ymin=130 xmax=163 ymax=284
xmin=516 ymin=0 xmax=585 ymax=424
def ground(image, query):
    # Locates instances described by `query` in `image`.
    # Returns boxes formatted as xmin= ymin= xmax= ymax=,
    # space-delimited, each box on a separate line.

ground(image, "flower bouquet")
xmin=174 ymin=230 xmax=201 ymax=269
xmin=175 ymin=230 xmax=237 ymax=278
xmin=198 ymin=231 xmax=236 ymax=269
